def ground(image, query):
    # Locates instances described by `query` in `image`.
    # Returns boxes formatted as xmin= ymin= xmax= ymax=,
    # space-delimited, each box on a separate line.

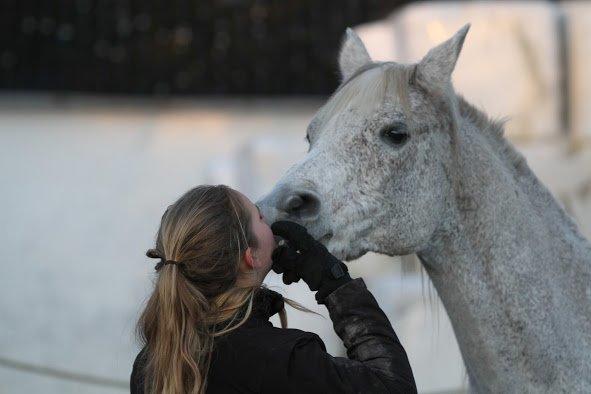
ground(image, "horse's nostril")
xmin=285 ymin=195 xmax=304 ymax=211
xmin=282 ymin=191 xmax=320 ymax=220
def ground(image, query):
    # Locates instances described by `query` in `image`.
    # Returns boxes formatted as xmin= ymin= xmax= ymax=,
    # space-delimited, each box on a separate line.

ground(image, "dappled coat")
xmin=130 ymin=278 xmax=417 ymax=393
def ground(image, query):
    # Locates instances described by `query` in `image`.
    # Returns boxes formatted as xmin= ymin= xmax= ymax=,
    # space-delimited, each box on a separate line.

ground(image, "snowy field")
xmin=1 ymin=94 xmax=590 ymax=394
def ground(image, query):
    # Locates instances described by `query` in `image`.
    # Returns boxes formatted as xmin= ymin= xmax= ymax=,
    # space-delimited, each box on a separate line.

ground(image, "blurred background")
xmin=1 ymin=1 xmax=591 ymax=393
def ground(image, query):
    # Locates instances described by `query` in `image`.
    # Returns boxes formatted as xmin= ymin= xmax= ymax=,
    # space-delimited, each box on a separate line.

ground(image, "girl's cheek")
xmin=265 ymin=225 xmax=276 ymax=247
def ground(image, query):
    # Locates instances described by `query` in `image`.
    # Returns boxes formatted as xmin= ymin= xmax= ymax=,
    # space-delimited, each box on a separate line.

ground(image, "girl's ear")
xmin=243 ymin=247 xmax=256 ymax=269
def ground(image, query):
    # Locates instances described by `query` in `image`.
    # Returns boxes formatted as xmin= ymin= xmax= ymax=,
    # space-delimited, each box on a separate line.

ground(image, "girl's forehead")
xmin=234 ymin=189 xmax=249 ymax=204
xmin=236 ymin=191 xmax=257 ymax=214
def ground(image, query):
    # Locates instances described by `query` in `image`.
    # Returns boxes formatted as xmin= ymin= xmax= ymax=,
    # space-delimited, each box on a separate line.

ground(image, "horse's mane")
xmin=456 ymin=95 xmax=529 ymax=175
xmin=457 ymin=94 xmax=586 ymax=240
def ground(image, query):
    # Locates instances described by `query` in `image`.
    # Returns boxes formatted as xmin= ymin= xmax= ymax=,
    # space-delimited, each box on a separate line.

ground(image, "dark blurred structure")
xmin=0 ymin=0 xmax=410 ymax=95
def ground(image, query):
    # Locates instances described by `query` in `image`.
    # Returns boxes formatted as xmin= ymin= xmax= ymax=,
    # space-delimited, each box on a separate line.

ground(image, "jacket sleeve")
xmin=264 ymin=278 xmax=417 ymax=394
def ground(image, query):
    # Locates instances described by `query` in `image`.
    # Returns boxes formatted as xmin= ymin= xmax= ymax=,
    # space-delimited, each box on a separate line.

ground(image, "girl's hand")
xmin=270 ymin=220 xmax=351 ymax=304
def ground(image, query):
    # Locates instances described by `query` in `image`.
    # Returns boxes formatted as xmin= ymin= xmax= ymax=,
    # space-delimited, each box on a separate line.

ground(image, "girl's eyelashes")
xmin=255 ymin=204 xmax=264 ymax=220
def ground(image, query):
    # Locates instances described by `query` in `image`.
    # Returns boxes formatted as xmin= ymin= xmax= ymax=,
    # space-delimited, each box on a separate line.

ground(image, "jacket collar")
xmin=250 ymin=287 xmax=285 ymax=320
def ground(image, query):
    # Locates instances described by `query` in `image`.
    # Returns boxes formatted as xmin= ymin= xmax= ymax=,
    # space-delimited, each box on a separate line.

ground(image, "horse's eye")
xmin=381 ymin=122 xmax=409 ymax=147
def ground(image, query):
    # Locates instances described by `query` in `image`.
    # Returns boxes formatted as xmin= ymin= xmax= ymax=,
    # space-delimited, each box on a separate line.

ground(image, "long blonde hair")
xmin=136 ymin=184 xmax=308 ymax=394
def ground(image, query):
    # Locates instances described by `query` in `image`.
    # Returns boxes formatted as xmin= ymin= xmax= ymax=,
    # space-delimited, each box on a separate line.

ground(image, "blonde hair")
xmin=136 ymin=184 xmax=310 ymax=394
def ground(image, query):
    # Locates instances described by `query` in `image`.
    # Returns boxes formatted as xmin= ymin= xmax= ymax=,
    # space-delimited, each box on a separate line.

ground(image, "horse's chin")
xmin=326 ymin=240 xmax=368 ymax=262
xmin=343 ymin=249 xmax=368 ymax=262
xmin=319 ymin=225 xmax=371 ymax=262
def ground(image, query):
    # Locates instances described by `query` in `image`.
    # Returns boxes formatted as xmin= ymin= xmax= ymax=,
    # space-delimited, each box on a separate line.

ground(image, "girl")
xmin=131 ymin=184 xmax=416 ymax=393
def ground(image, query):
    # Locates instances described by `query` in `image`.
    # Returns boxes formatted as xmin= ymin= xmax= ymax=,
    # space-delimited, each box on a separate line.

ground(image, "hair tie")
xmin=154 ymin=259 xmax=184 ymax=271
xmin=146 ymin=249 xmax=185 ymax=272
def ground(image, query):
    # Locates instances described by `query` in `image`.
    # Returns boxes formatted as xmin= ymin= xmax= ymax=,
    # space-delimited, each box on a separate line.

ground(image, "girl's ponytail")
xmin=139 ymin=254 xmax=214 ymax=393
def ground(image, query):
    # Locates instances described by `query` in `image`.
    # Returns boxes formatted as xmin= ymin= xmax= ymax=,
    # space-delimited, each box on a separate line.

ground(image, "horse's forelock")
xmin=317 ymin=63 xmax=415 ymax=132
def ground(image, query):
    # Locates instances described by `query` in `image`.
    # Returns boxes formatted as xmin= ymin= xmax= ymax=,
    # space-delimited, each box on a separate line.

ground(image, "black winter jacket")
xmin=130 ymin=278 xmax=417 ymax=393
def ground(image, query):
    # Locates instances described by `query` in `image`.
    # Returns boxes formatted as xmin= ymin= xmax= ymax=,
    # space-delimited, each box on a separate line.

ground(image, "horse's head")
xmin=257 ymin=25 xmax=470 ymax=261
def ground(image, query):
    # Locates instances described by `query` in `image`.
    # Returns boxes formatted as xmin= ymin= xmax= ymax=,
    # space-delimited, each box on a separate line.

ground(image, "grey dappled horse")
xmin=257 ymin=25 xmax=591 ymax=392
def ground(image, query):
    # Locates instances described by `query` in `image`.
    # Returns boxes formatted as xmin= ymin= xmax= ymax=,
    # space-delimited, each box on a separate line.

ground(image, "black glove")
xmin=271 ymin=220 xmax=352 ymax=304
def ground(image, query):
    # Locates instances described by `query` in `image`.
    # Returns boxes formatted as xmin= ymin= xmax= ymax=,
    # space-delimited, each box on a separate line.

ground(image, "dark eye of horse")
xmin=381 ymin=122 xmax=410 ymax=147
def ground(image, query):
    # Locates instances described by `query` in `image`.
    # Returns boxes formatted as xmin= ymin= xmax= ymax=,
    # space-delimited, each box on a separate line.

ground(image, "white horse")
xmin=257 ymin=25 xmax=591 ymax=392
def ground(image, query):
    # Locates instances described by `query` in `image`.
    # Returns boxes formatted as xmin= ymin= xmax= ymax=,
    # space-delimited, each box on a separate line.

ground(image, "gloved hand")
xmin=271 ymin=220 xmax=352 ymax=304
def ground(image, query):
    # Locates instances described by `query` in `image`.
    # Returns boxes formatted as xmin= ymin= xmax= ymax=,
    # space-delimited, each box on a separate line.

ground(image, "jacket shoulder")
xmin=215 ymin=321 xmax=325 ymax=357
xmin=265 ymin=326 xmax=326 ymax=353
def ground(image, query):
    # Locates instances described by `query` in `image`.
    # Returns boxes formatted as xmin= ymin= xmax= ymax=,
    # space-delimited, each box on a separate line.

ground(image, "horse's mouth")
xmin=274 ymin=231 xmax=333 ymax=248
xmin=318 ymin=232 xmax=333 ymax=244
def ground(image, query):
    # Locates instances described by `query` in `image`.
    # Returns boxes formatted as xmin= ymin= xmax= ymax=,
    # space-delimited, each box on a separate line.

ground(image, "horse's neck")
xmin=419 ymin=118 xmax=591 ymax=392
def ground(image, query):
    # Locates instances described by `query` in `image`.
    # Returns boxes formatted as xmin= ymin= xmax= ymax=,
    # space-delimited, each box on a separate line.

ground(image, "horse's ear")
xmin=416 ymin=24 xmax=470 ymax=91
xmin=338 ymin=27 xmax=372 ymax=82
